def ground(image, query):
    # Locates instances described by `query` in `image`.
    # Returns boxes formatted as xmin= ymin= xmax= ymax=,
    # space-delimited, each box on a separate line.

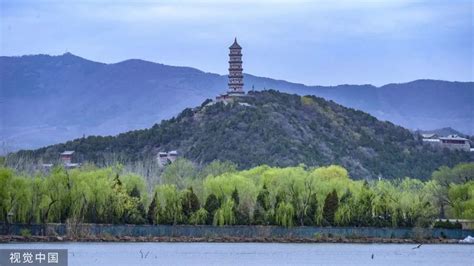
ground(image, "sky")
xmin=1 ymin=0 xmax=472 ymax=86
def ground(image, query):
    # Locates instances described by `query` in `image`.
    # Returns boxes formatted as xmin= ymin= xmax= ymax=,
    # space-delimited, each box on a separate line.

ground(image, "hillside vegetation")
xmin=10 ymin=90 xmax=471 ymax=180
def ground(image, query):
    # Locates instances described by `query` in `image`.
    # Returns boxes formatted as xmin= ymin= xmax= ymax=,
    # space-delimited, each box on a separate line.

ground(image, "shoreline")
xmin=0 ymin=235 xmax=463 ymax=244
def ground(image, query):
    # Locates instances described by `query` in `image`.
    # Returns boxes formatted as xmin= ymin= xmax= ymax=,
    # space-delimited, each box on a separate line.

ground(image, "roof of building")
xmin=421 ymin=133 xmax=438 ymax=139
xmin=60 ymin=151 xmax=75 ymax=155
xmin=439 ymin=134 xmax=468 ymax=141
xmin=229 ymin=38 xmax=241 ymax=49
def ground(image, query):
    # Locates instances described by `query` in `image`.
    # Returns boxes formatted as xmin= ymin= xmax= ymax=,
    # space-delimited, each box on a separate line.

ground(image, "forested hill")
xmin=11 ymin=90 xmax=471 ymax=180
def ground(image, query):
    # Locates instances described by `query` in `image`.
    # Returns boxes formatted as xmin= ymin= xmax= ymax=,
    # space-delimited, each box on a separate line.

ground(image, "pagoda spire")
xmin=228 ymin=38 xmax=244 ymax=94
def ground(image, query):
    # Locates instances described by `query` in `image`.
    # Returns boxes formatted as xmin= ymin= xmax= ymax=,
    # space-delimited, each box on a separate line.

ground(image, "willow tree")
xmin=275 ymin=202 xmax=295 ymax=227
xmin=0 ymin=168 xmax=30 ymax=224
xmin=155 ymin=184 xmax=182 ymax=225
xmin=448 ymin=181 xmax=474 ymax=219
xmin=431 ymin=163 xmax=474 ymax=218
xmin=372 ymin=180 xmax=397 ymax=227
xmin=335 ymin=189 xmax=354 ymax=226
xmin=161 ymin=158 xmax=197 ymax=189
xmin=213 ymin=199 xmax=236 ymax=226
xmin=40 ymin=167 xmax=72 ymax=224
xmin=200 ymin=160 xmax=237 ymax=179
xmin=204 ymin=173 xmax=257 ymax=223
xmin=68 ymin=168 xmax=117 ymax=224
xmin=395 ymin=178 xmax=437 ymax=227
xmin=254 ymin=185 xmax=271 ymax=225
xmin=189 ymin=208 xmax=208 ymax=225
xmin=26 ymin=177 xmax=44 ymax=224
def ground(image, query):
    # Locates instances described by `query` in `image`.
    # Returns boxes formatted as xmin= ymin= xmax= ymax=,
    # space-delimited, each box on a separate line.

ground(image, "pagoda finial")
xmin=229 ymin=38 xmax=241 ymax=49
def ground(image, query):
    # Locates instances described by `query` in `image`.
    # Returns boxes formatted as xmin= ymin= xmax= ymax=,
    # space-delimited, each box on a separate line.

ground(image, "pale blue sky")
xmin=1 ymin=0 xmax=472 ymax=86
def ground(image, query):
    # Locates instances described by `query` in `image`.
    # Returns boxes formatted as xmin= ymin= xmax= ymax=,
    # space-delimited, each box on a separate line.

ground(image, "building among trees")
xmin=59 ymin=150 xmax=80 ymax=168
xmin=157 ymin=150 xmax=178 ymax=166
xmin=422 ymin=134 xmax=471 ymax=152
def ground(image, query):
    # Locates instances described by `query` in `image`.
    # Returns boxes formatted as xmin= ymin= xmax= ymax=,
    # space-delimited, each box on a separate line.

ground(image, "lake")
xmin=1 ymin=242 xmax=472 ymax=265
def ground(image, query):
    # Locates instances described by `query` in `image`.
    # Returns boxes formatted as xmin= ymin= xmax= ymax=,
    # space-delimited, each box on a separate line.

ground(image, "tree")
xmin=304 ymin=193 xmax=318 ymax=226
xmin=0 ymin=168 xmax=29 ymax=229
xmin=275 ymin=202 xmax=295 ymax=227
xmin=213 ymin=199 xmax=236 ymax=226
xmin=323 ymin=189 xmax=339 ymax=226
xmin=354 ymin=186 xmax=375 ymax=227
xmin=230 ymin=188 xmax=250 ymax=224
xmin=254 ymin=185 xmax=270 ymax=225
xmin=181 ymin=187 xmax=200 ymax=222
xmin=162 ymin=159 xmax=197 ymax=189
xmin=231 ymin=188 xmax=240 ymax=206
xmin=200 ymin=160 xmax=237 ymax=178
xmin=189 ymin=208 xmax=208 ymax=225
xmin=155 ymin=185 xmax=182 ymax=225
xmin=147 ymin=192 xmax=158 ymax=224
xmin=431 ymin=163 xmax=474 ymax=218
xmin=204 ymin=193 xmax=220 ymax=225
xmin=256 ymin=185 xmax=270 ymax=211
xmin=40 ymin=167 xmax=71 ymax=225
xmin=335 ymin=189 xmax=354 ymax=226
xmin=448 ymin=181 xmax=474 ymax=219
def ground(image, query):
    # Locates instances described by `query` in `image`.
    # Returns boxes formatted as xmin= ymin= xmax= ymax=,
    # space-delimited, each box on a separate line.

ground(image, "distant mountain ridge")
xmin=1 ymin=53 xmax=473 ymax=152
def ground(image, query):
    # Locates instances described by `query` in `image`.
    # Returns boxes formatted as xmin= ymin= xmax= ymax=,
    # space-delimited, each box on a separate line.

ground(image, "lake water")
xmin=1 ymin=242 xmax=472 ymax=265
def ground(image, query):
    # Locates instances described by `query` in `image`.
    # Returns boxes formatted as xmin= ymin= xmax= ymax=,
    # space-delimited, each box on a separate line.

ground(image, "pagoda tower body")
xmin=227 ymin=38 xmax=244 ymax=95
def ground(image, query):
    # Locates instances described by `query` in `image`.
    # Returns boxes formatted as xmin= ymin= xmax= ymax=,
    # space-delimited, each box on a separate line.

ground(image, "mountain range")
xmin=1 ymin=53 xmax=473 ymax=153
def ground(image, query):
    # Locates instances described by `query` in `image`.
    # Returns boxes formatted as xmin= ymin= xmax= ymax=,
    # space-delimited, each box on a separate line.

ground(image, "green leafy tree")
xmin=275 ymin=202 xmax=295 ymax=227
xmin=155 ymin=184 xmax=182 ymax=225
xmin=254 ymin=185 xmax=270 ymax=225
xmin=162 ymin=158 xmax=197 ymax=189
xmin=335 ymin=189 xmax=354 ymax=226
xmin=304 ymin=193 xmax=318 ymax=226
xmin=323 ymin=189 xmax=339 ymax=225
xmin=448 ymin=181 xmax=474 ymax=219
xmin=181 ymin=187 xmax=200 ymax=222
xmin=147 ymin=192 xmax=159 ymax=224
xmin=354 ymin=185 xmax=375 ymax=226
xmin=200 ymin=160 xmax=237 ymax=178
xmin=189 ymin=208 xmax=208 ymax=225
xmin=204 ymin=193 xmax=220 ymax=225
xmin=213 ymin=199 xmax=236 ymax=226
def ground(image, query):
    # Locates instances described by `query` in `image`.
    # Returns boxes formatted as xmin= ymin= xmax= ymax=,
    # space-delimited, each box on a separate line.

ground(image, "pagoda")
xmin=217 ymin=38 xmax=245 ymax=101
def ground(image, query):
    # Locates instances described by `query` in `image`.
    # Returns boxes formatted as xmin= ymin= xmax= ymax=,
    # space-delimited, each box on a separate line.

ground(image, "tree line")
xmin=1 ymin=160 xmax=472 ymax=228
